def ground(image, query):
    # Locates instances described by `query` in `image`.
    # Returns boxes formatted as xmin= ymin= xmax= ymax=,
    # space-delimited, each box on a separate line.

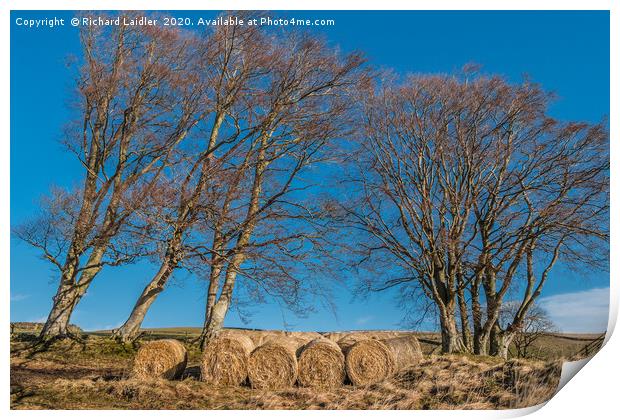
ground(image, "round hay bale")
xmin=298 ymin=337 xmax=345 ymax=389
xmin=247 ymin=337 xmax=305 ymax=389
xmin=255 ymin=331 xmax=285 ymax=346
xmin=286 ymin=331 xmax=322 ymax=341
xmin=131 ymin=339 xmax=187 ymax=380
xmin=201 ymin=334 xmax=255 ymax=386
xmin=337 ymin=332 xmax=375 ymax=349
xmin=322 ymin=332 xmax=344 ymax=342
xmin=223 ymin=329 xmax=265 ymax=347
xmin=341 ymin=338 xmax=395 ymax=386
xmin=381 ymin=335 xmax=424 ymax=371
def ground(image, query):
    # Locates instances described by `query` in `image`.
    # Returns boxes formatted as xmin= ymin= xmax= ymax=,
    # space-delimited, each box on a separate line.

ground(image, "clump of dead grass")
xmin=389 ymin=355 xmax=562 ymax=409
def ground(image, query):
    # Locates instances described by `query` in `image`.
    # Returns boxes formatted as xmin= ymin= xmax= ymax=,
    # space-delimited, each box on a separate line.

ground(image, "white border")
xmin=3 ymin=1 xmax=617 ymax=420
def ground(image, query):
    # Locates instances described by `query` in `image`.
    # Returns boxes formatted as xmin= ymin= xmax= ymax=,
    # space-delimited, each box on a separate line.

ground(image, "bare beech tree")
xmin=14 ymin=16 xmax=206 ymax=340
xmin=344 ymin=71 xmax=608 ymax=354
xmin=343 ymin=74 xmax=497 ymax=353
xmin=112 ymin=22 xmax=272 ymax=343
xmin=198 ymin=33 xmax=365 ymax=347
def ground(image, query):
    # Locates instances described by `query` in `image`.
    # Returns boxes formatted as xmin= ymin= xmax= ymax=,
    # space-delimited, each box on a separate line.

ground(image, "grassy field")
xmin=10 ymin=324 xmax=603 ymax=410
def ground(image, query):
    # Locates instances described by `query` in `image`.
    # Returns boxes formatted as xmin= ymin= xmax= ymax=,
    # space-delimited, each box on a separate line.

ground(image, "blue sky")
xmin=10 ymin=11 xmax=610 ymax=333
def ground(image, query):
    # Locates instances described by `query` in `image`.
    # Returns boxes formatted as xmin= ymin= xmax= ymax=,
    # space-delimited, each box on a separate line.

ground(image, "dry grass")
xmin=388 ymin=355 xmax=562 ymax=409
xmin=10 ymin=329 xmax=574 ymax=410
xmin=297 ymin=338 xmax=345 ymax=389
xmin=11 ymin=353 xmax=561 ymax=410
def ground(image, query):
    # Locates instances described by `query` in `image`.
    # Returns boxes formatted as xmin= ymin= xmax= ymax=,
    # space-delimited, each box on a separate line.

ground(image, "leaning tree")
xmin=112 ymin=22 xmax=273 ymax=343
xmin=14 ymin=15 xmax=207 ymax=340
xmin=197 ymin=32 xmax=366 ymax=347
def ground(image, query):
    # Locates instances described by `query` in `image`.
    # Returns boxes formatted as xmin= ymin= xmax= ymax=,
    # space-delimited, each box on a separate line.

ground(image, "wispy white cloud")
xmin=356 ymin=315 xmax=374 ymax=326
xmin=10 ymin=293 xmax=30 ymax=302
xmin=539 ymin=287 xmax=609 ymax=333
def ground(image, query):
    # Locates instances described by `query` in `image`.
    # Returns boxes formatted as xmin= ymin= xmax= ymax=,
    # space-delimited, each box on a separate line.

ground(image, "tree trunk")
xmin=457 ymin=286 xmax=472 ymax=351
xmin=40 ymin=177 xmax=123 ymax=341
xmin=40 ymin=246 xmax=105 ymax=340
xmin=489 ymin=321 xmax=514 ymax=358
xmin=491 ymin=329 xmax=514 ymax=360
xmin=202 ymin=294 xmax=230 ymax=344
xmin=198 ymin=262 xmax=223 ymax=349
xmin=204 ymin=263 xmax=223 ymax=326
xmin=200 ymin=270 xmax=236 ymax=350
xmin=475 ymin=271 xmax=501 ymax=356
xmin=40 ymin=278 xmax=86 ymax=339
xmin=439 ymin=309 xmax=466 ymax=354
xmin=471 ymin=280 xmax=486 ymax=355
xmin=40 ymin=286 xmax=77 ymax=338
xmin=114 ymin=262 xmax=174 ymax=343
xmin=200 ymin=132 xmax=268 ymax=349
xmin=474 ymin=335 xmax=488 ymax=356
xmin=200 ymin=248 xmax=246 ymax=349
xmin=113 ymin=123 xmax=221 ymax=344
